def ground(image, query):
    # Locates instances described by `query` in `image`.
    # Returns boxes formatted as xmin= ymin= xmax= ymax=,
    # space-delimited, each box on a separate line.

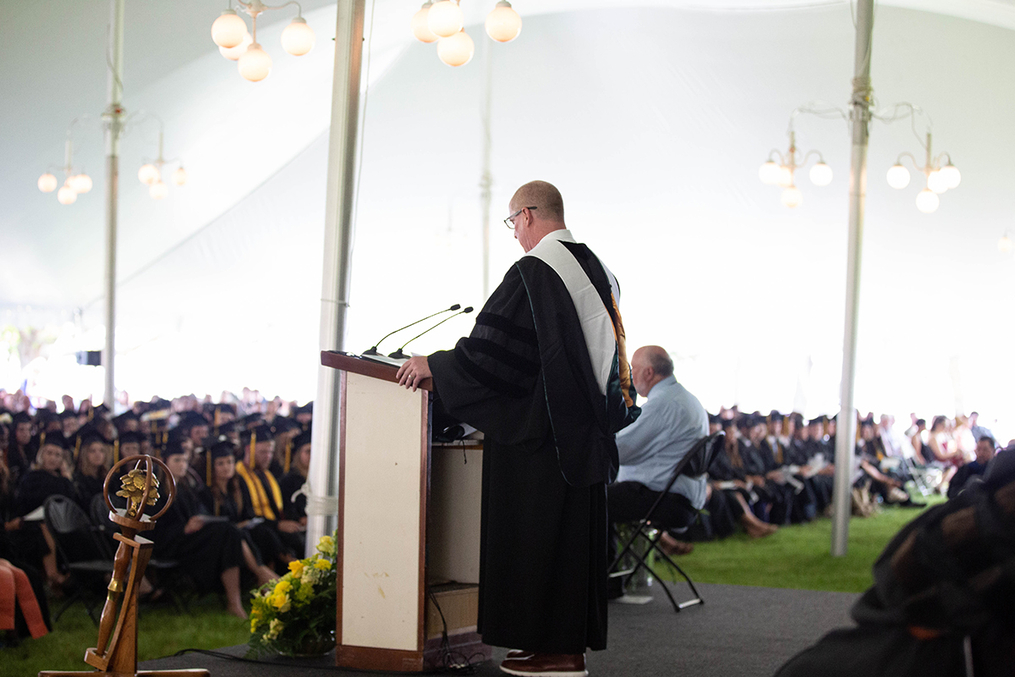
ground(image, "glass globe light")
xmin=776 ymin=166 xmax=793 ymax=187
xmin=998 ymin=235 xmax=1013 ymax=254
xmin=927 ymin=169 xmax=949 ymax=194
xmin=69 ymin=173 xmax=92 ymax=194
xmin=173 ymin=167 xmax=188 ymax=186
xmin=428 ymin=0 xmax=464 ymax=38
xmin=212 ymin=10 xmax=247 ymax=49
xmin=809 ymin=162 xmax=833 ymax=187
xmin=412 ymin=2 xmax=439 ymax=43
xmin=38 ymin=173 xmax=58 ymax=193
xmin=281 ymin=17 xmax=315 ymax=56
xmin=758 ymin=161 xmax=781 ymax=185
xmin=486 ymin=1 xmax=522 ymax=43
xmin=781 ymin=185 xmax=803 ymax=209
xmin=57 ymin=185 xmax=77 ymax=205
xmin=437 ymin=29 xmax=475 ymax=67
xmin=916 ymin=188 xmax=939 ymax=214
xmin=886 ymin=163 xmax=910 ymax=189
xmin=138 ymin=163 xmax=160 ymax=186
xmin=149 ymin=180 xmax=169 ymax=200
xmin=238 ymin=43 xmax=272 ymax=82
xmin=939 ymin=163 xmax=961 ymax=189
xmin=220 ymin=32 xmax=252 ymax=60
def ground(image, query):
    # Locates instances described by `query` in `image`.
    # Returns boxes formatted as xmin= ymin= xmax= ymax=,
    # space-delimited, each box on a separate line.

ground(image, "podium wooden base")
xmin=39 ymin=670 xmax=210 ymax=677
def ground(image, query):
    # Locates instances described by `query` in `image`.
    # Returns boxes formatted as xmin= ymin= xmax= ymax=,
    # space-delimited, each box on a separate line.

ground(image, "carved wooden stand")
xmin=40 ymin=455 xmax=210 ymax=677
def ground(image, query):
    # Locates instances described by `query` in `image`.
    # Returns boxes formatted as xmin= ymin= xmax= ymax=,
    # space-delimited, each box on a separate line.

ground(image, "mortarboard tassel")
xmin=284 ymin=438 xmax=292 ymax=473
xmin=113 ymin=439 xmax=120 ymax=464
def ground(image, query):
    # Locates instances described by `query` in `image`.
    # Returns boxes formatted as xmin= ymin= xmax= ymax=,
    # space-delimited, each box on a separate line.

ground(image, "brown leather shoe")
xmin=506 ymin=650 xmax=534 ymax=659
xmin=500 ymin=652 xmax=587 ymax=677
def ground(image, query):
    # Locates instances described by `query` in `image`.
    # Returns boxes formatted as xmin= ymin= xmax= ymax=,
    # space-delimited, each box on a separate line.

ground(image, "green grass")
xmin=0 ymin=595 xmax=249 ymax=677
xmin=1 ymin=498 xmax=942 ymax=675
xmin=658 ymin=496 xmax=945 ymax=593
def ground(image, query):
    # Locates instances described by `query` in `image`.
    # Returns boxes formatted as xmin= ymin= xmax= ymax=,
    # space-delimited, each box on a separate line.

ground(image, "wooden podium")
xmin=320 ymin=351 xmax=490 ymax=672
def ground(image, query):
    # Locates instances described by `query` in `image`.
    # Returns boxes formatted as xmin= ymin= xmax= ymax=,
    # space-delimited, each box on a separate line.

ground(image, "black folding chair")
xmin=609 ymin=431 xmax=725 ymax=612
xmin=44 ymin=494 xmax=115 ymax=624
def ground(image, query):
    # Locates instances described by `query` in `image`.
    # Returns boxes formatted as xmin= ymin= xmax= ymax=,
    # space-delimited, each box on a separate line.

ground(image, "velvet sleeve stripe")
xmin=463 ymin=337 xmax=540 ymax=375
xmin=454 ymin=345 xmax=528 ymax=398
xmin=475 ymin=311 xmax=537 ymax=345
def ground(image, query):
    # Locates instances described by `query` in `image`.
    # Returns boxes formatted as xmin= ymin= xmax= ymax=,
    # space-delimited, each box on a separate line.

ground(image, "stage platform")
xmin=140 ymin=583 xmax=859 ymax=677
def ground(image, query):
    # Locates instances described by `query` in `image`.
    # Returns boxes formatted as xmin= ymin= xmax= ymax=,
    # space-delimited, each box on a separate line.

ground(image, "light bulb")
xmin=238 ymin=43 xmax=272 ymax=82
xmin=428 ymin=0 xmax=464 ymax=38
xmin=916 ymin=188 xmax=939 ymax=214
xmin=486 ymin=1 xmax=522 ymax=42
xmin=281 ymin=17 xmax=315 ymax=56
xmin=998 ymin=235 xmax=1013 ymax=254
xmin=437 ymin=29 xmax=475 ymax=67
xmin=927 ymin=170 xmax=949 ymax=194
xmin=173 ymin=167 xmax=188 ymax=186
xmin=412 ymin=2 xmax=439 ymax=43
xmin=212 ymin=10 xmax=247 ymax=48
xmin=149 ymin=181 xmax=169 ymax=200
xmin=939 ymin=163 xmax=961 ymax=189
xmin=68 ymin=173 xmax=92 ymax=194
xmin=57 ymin=185 xmax=77 ymax=205
xmin=220 ymin=32 xmax=252 ymax=60
xmin=886 ymin=163 xmax=910 ymax=189
xmin=38 ymin=173 xmax=58 ymax=193
xmin=781 ymin=185 xmax=803 ymax=209
xmin=776 ymin=166 xmax=793 ymax=187
xmin=809 ymin=162 xmax=833 ymax=187
xmin=758 ymin=161 xmax=781 ymax=186
xmin=138 ymin=163 xmax=160 ymax=186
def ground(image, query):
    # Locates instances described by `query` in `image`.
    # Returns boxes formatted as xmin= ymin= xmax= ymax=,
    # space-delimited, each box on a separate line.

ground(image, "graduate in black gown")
xmin=234 ymin=424 xmax=304 ymax=570
xmin=153 ymin=442 xmax=274 ymax=618
xmin=6 ymin=412 xmax=34 ymax=485
xmin=71 ymin=426 xmax=109 ymax=511
xmin=396 ymin=182 xmax=640 ymax=676
xmin=14 ymin=436 xmax=76 ymax=515
xmin=278 ymin=429 xmax=310 ymax=524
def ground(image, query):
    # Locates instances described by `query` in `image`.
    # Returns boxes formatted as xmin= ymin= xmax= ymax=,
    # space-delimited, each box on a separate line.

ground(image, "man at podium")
xmin=397 ymin=181 xmax=639 ymax=677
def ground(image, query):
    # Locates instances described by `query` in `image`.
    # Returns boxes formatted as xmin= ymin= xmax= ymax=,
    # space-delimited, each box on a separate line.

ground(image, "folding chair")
xmin=44 ymin=495 xmax=115 ymax=624
xmin=609 ymin=431 xmax=725 ymax=612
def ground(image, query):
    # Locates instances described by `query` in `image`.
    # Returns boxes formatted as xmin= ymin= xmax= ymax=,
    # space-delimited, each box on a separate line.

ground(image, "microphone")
xmin=388 ymin=307 xmax=474 ymax=359
xmin=363 ymin=304 xmax=461 ymax=355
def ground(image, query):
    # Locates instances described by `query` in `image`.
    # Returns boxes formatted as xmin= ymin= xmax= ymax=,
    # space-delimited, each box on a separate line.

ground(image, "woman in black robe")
xmin=278 ymin=429 xmax=310 ymax=524
xmin=703 ymin=425 xmax=778 ymax=539
xmin=72 ymin=427 xmax=109 ymax=511
xmin=153 ymin=443 xmax=274 ymax=618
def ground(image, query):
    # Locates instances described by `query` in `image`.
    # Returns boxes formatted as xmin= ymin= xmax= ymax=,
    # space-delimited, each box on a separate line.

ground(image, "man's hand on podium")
xmin=396 ymin=356 xmax=432 ymax=392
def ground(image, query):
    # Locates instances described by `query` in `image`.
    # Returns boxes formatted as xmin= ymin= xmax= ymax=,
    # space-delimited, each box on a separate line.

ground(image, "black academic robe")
xmin=429 ymin=244 xmax=636 ymax=654
xmin=14 ymin=470 xmax=76 ymax=515
xmin=279 ymin=470 xmax=307 ymax=521
xmin=152 ymin=480 xmax=244 ymax=592
xmin=235 ymin=464 xmax=304 ymax=566
xmin=73 ymin=471 xmax=106 ymax=511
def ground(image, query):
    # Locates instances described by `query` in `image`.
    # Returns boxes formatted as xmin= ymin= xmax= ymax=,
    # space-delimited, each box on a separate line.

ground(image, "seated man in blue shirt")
xmin=609 ymin=345 xmax=708 ymax=563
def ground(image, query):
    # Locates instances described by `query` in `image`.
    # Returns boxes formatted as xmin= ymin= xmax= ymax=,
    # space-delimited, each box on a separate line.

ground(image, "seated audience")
xmin=947 ymin=435 xmax=997 ymax=499
xmin=279 ymin=429 xmax=311 ymax=525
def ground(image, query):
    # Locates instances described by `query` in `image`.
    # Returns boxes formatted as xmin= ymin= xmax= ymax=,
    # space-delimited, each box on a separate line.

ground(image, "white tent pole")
xmin=307 ymin=0 xmax=366 ymax=554
xmin=831 ymin=0 xmax=874 ymax=557
xmin=479 ymin=37 xmax=494 ymax=301
xmin=101 ymin=0 xmax=125 ymax=408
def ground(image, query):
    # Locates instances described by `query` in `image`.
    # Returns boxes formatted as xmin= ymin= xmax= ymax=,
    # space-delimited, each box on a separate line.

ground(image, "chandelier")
xmin=411 ymin=1 xmax=522 ymax=68
xmin=136 ymin=117 xmax=187 ymax=200
xmin=37 ymin=121 xmax=93 ymax=206
xmin=211 ymin=1 xmax=316 ymax=82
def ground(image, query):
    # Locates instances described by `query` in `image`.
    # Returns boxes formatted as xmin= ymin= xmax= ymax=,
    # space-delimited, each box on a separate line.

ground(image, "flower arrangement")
xmin=247 ymin=532 xmax=338 ymax=657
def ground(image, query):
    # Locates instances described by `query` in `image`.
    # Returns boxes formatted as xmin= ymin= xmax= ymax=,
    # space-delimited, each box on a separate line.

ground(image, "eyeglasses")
xmin=504 ymin=206 xmax=537 ymax=229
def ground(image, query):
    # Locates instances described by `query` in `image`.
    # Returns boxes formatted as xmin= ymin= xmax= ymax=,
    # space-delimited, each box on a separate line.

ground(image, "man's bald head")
xmin=630 ymin=345 xmax=673 ymax=397
xmin=510 ymin=181 xmax=565 ymax=223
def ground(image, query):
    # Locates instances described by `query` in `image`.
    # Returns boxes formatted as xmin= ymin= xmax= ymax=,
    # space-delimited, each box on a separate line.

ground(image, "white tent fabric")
xmin=2 ymin=1 xmax=1015 ymax=437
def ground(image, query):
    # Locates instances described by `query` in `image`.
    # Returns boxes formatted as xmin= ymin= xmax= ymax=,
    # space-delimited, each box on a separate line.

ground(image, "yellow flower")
xmin=274 ymin=579 xmax=292 ymax=595
xmin=271 ymin=592 xmax=291 ymax=613
xmin=250 ymin=617 xmax=259 ymax=633
xmin=314 ymin=558 xmax=330 ymax=570
xmin=288 ymin=560 xmax=305 ymax=578
xmin=317 ymin=534 xmax=336 ymax=556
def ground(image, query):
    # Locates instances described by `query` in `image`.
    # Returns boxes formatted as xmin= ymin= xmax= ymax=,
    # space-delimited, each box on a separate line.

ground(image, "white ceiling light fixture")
xmin=136 ymin=115 xmax=187 ymax=201
xmin=412 ymin=0 xmax=522 ymax=67
xmin=884 ymin=105 xmax=959 ymax=214
xmin=38 ymin=119 xmax=92 ymax=206
xmin=759 ymin=106 xmax=839 ymax=208
xmin=998 ymin=232 xmax=1013 ymax=255
xmin=212 ymin=1 xmax=315 ymax=82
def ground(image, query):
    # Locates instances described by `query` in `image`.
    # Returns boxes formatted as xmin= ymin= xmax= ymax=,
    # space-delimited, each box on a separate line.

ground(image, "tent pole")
xmin=101 ymin=0 xmax=125 ymax=409
xmin=307 ymin=0 xmax=366 ymax=555
xmin=832 ymin=0 xmax=874 ymax=557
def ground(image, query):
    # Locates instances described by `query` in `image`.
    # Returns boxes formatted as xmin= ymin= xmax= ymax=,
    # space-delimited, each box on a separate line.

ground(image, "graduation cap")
xmin=118 ymin=431 xmax=146 ymax=446
xmin=271 ymin=416 xmax=300 ymax=435
xmin=237 ymin=413 xmax=263 ymax=430
xmin=808 ymin=416 xmax=826 ymax=426
xmin=707 ymin=413 xmax=720 ymax=425
xmin=36 ymin=409 xmax=59 ymax=425
xmin=93 ymin=403 xmax=112 ymax=418
xmin=768 ymin=411 xmax=785 ymax=422
xmin=37 ymin=431 xmax=68 ymax=450
xmin=111 ymin=410 xmax=140 ymax=430
xmin=59 ymin=409 xmax=79 ymax=421
xmin=178 ymin=411 xmax=210 ymax=431
xmin=209 ymin=437 xmax=237 ymax=461
xmin=292 ymin=429 xmax=312 ymax=452
xmin=241 ymin=423 xmax=275 ymax=445
xmin=161 ymin=438 xmax=187 ymax=459
xmin=73 ymin=425 xmax=109 ymax=458
xmin=13 ymin=411 xmax=32 ymax=426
